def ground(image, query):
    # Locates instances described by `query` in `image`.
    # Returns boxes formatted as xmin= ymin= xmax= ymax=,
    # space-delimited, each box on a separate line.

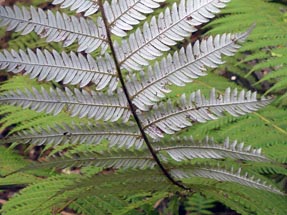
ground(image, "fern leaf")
xmin=157 ymin=136 xmax=269 ymax=162
xmin=0 ymin=171 xmax=170 ymax=215
xmin=205 ymin=0 xmax=287 ymax=104
xmin=68 ymin=170 xmax=171 ymax=196
xmin=0 ymin=146 xmax=28 ymax=176
xmin=70 ymin=195 xmax=127 ymax=215
xmin=0 ymin=87 xmax=131 ymax=122
xmin=52 ymin=0 xmax=99 ymax=16
xmin=0 ymin=0 xmax=284 ymax=212
xmin=28 ymin=150 xmax=155 ymax=170
xmin=70 ymin=197 xmax=108 ymax=215
xmin=0 ymin=49 xmax=118 ymax=89
xmin=116 ymin=192 xmax=168 ymax=215
xmin=0 ymin=5 xmax=107 ymax=53
xmin=185 ymin=193 xmax=215 ymax=215
xmin=103 ymin=0 xmax=164 ymax=37
xmin=1 ymin=123 xmax=143 ymax=149
xmin=0 ymin=173 xmax=41 ymax=188
xmin=243 ymin=162 xmax=287 ymax=176
xmin=0 ymin=174 xmax=81 ymax=215
xmin=128 ymin=30 xmax=251 ymax=110
xmin=116 ymin=0 xmax=230 ymax=70
xmin=171 ymin=166 xmax=282 ymax=194
xmin=198 ymin=181 xmax=287 ymax=215
xmin=142 ymin=88 xmax=272 ymax=138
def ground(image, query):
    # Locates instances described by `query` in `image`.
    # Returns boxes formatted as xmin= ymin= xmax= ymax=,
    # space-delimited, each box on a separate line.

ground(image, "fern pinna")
xmin=0 ymin=0 xmax=286 ymax=214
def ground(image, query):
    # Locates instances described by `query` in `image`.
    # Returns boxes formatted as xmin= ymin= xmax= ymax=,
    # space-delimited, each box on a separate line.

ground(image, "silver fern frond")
xmin=0 ymin=0 xmax=284 ymax=211
xmin=0 ymin=5 xmax=107 ymax=53
xmin=128 ymin=30 xmax=251 ymax=110
xmin=115 ymin=0 xmax=230 ymax=70
xmin=0 ymin=49 xmax=118 ymax=89
xmin=0 ymin=87 xmax=131 ymax=122
xmin=157 ymin=136 xmax=269 ymax=162
xmin=38 ymin=150 xmax=156 ymax=170
xmin=1 ymin=123 xmax=143 ymax=149
xmin=171 ymin=166 xmax=283 ymax=194
xmin=103 ymin=0 xmax=164 ymax=37
xmin=52 ymin=0 xmax=99 ymax=16
xmin=142 ymin=88 xmax=272 ymax=139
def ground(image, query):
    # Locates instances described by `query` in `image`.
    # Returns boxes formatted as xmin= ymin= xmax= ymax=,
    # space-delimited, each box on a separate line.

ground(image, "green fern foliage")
xmin=185 ymin=193 xmax=215 ymax=215
xmin=0 ymin=146 xmax=29 ymax=176
xmin=206 ymin=0 xmax=287 ymax=105
xmin=180 ymin=75 xmax=287 ymax=163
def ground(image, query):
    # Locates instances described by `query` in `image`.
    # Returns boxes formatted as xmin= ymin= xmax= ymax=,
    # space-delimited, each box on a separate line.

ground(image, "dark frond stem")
xmin=98 ymin=0 xmax=190 ymax=191
xmin=0 ymin=185 xmax=26 ymax=189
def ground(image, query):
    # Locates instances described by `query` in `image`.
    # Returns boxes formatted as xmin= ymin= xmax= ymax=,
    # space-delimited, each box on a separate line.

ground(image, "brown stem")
xmin=98 ymin=0 xmax=190 ymax=191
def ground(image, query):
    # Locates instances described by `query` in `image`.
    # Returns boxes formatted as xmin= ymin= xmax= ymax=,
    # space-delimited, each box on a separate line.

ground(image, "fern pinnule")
xmin=3 ymin=123 xmax=143 ymax=149
xmin=52 ymin=0 xmax=100 ymax=16
xmin=0 ymin=146 xmax=29 ymax=176
xmin=31 ymin=150 xmax=155 ymax=170
xmin=243 ymin=161 xmax=287 ymax=177
xmin=142 ymin=88 xmax=272 ymax=139
xmin=103 ymin=0 xmax=165 ymax=37
xmin=0 ymin=49 xmax=118 ymax=89
xmin=185 ymin=193 xmax=215 ymax=215
xmin=171 ymin=166 xmax=283 ymax=194
xmin=0 ymin=5 xmax=108 ymax=53
xmin=0 ymin=87 xmax=130 ymax=121
xmin=156 ymin=136 xmax=269 ymax=162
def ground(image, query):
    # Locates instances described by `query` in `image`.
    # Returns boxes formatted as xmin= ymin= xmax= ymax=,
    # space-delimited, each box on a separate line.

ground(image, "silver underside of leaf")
xmin=171 ymin=166 xmax=283 ymax=194
xmin=157 ymin=136 xmax=269 ymax=162
xmin=115 ymin=0 xmax=230 ymax=71
xmin=2 ymin=123 xmax=144 ymax=149
xmin=128 ymin=29 xmax=251 ymax=110
xmin=0 ymin=49 xmax=118 ymax=90
xmin=142 ymin=88 xmax=273 ymax=139
xmin=0 ymin=5 xmax=107 ymax=53
xmin=0 ymin=87 xmax=131 ymax=122
xmin=104 ymin=0 xmax=165 ymax=37
xmin=52 ymin=0 xmax=99 ymax=16
xmin=0 ymin=0 xmax=282 ymax=197
xmin=44 ymin=150 xmax=156 ymax=169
